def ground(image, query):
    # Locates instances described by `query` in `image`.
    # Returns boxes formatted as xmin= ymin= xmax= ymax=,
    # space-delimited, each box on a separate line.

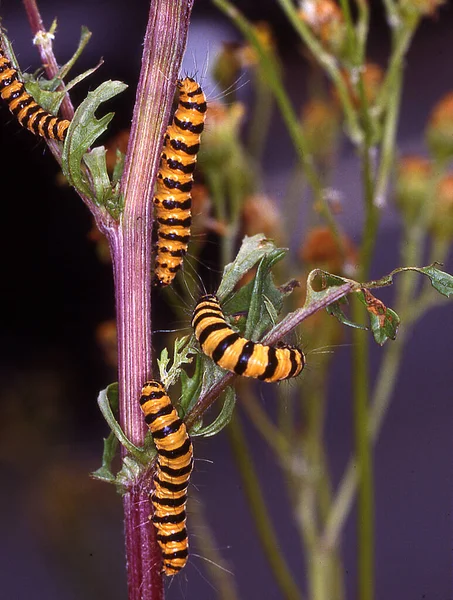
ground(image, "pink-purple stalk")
xmin=23 ymin=0 xmax=195 ymax=598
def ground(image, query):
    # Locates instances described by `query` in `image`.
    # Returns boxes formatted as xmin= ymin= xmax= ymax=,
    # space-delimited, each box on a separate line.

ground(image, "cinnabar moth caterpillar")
xmin=153 ymin=77 xmax=207 ymax=287
xmin=140 ymin=380 xmax=193 ymax=576
xmin=0 ymin=40 xmax=70 ymax=141
xmin=192 ymin=294 xmax=305 ymax=382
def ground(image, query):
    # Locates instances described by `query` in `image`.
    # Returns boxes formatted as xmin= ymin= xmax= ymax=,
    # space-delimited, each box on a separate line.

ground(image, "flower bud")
xmin=399 ymin=0 xmax=445 ymax=17
xmin=430 ymin=173 xmax=453 ymax=240
xmin=394 ymin=155 xmax=432 ymax=223
xmin=299 ymin=226 xmax=358 ymax=274
xmin=298 ymin=0 xmax=346 ymax=55
xmin=241 ymin=194 xmax=284 ymax=244
xmin=426 ymin=91 xmax=453 ymax=162
xmin=301 ymin=98 xmax=340 ymax=163
xmin=212 ymin=42 xmax=243 ymax=90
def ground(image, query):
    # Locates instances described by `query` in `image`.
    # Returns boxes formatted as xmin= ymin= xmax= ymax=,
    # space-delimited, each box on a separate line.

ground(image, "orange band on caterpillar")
xmin=140 ymin=380 xmax=193 ymax=576
xmin=0 ymin=40 xmax=70 ymax=141
xmin=192 ymin=294 xmax=305 ymax=382
xmin=153 ymin=77 xmax=207 ymax=287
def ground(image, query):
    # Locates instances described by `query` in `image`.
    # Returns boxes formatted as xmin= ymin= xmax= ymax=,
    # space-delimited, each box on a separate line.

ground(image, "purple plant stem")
xmin=112 ymin=1 xmax=195 ymax=599
xmin=25 ymin=0 xmax=195 ymax=597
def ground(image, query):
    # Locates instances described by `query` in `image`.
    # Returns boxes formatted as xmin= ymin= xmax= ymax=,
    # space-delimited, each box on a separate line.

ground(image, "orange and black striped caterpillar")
xmin=153 ymin=77 xmax=207 ymax=287
xmin=140 ymin=380 xmax=193 ymax=576
xmin=0 ymin=39 xmax=70 ymax=141
xmin=192 ymin=294 xmax=305 ymax=382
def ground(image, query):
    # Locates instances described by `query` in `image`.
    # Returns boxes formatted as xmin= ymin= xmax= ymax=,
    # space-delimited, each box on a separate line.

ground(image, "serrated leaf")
xmin=418 ymin=265 xmax=453 ymax=298
xmin=62 ymin=80 xmax=128 ymax=200
xmin=217 ymin=234 xmax=284 ymax=300
xmin=191 ymin=387 xmax=236 ymax=437
xmin=115 ymin=455 xmax=147 ymax=495
xmin=157 ymin=335 xmax=194 ymax=389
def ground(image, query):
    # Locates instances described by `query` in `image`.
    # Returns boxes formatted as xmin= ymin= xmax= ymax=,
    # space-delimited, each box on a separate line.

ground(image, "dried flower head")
xmin=240 ymin=21 xmax=276 ymax=67
xmin=394 ymin=155 xmax=433 ymax=223
xmin=301 ymin=98 xmax=340 ymax=163
xmin=338 ymin=63 xmax=384 ymax=107
xmin=430 ymin=173 xmax=453 ymax=240
xmin=426 ymin=91 xmax=453 ymax=161
xmin=241 ymin=194 xmax=285 ymax=244
xmin=299 ymin=226 xmax=358 ymax=274
xmin=212 ymin=42 xmax=243 ymax=90
xmin=298 ymin=0 xmax=346 ymax=55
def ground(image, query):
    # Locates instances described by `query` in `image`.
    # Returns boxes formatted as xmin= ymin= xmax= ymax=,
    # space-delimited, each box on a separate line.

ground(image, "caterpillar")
xmin=140 ymin=380 xmax=193 ymax=576
xmin=153 ymin=77 xmax=207 ymax=287
xmin=0 ymin=39 xmax=70 ymax=141
xmin=192 ymin=294 xmax=305 ymax=382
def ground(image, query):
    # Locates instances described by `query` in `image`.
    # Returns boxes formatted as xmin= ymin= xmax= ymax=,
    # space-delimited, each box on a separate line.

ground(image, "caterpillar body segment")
xmin=153 ymin=77 xmax=207 ymax=287
xmin=0 ymin=41 xmax=70 ymax=141
xmin=192 ymin=294 xmax=305 ymax=382
xmin=140 ymin=380 xmax=193 ymax=575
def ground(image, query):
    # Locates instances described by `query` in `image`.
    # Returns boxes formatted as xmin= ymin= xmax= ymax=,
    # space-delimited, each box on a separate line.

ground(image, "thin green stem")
xmin=239 ymin=380 xmax=290 ymax=460
xmin=351 ymin=302 xmax=374 ymax=600
xmin=247 ymin=69 xmax=274 ymax=162
xmin=188 ymin=491 xmax=240 ymax=600
xmin=227 ymin=412 xmax=303 ymax=600
xmin=276 ymin=0 xmax=362 ymax=144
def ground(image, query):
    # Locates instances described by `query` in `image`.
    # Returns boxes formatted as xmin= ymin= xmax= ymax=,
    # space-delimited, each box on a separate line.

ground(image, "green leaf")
xmin=23 ymin=80 xmax=68 ymax=115
xmin=96 ymin=383 xmax=147 ymax=464
xmin=112 ymin=148 xmax=126 ymax=186
xmin=180 ymin=353 xmax=204 ymax=414
xmin=418 ymin=265 xmax=453 ymax=298
xmin=157 ymin=335 xmax=194 ymax=390
xmin=83 ymin=147 xmax=114 ymax=205
xmin=217 ymin=234 xmax=284 ymax=300
xmin=61 ymin=80 xmax=128 ymax=201
xmin=91 ymin=432 xmax=119 ymax=483
xmin=326 ymin=299 xmax=368 ymax=330
xmin=191 ymin=387 xmax=236 ymax=437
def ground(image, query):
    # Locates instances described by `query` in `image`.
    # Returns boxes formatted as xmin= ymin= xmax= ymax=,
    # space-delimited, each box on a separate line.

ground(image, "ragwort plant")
xmin=3 ymin=1 xmax=453 ymax=599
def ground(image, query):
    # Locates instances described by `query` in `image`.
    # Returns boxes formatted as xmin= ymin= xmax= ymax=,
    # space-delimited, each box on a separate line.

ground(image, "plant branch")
xmin=106 ymin=2 xmax=195 ymax=599
xmin=186 ymin=282 xmax=355 ymax=429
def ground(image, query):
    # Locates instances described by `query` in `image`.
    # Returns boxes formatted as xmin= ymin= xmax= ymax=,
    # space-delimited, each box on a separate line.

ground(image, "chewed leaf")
xmin=62 ymin=80 xmax=127 ymax=201
xmin=222 ymin=252 xmax=288 ymax=341
xmin=357 ymin=288 xmax=400 ymax=345
xmin=217 ymin=234 xmax=285 ymax=300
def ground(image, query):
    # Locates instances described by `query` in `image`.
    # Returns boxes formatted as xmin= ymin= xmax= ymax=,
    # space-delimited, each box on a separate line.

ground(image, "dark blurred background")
xmin=0 ymin=1 xmax=452 ymax=599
